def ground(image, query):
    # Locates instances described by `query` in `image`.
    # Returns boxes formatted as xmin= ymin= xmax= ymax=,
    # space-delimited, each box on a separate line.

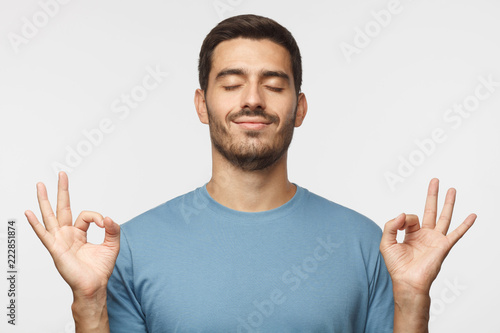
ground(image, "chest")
xmin=133 ymin=234 xmax=370 ymax=332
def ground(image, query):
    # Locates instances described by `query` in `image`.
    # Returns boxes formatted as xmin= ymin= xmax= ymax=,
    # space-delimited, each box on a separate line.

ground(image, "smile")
xmin=233 ymin=122 xmax=271 ymax=130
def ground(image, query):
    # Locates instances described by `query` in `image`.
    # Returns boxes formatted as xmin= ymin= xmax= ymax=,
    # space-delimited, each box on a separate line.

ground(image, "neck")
xmin=206 ymin=147 xmax=296 ymax=212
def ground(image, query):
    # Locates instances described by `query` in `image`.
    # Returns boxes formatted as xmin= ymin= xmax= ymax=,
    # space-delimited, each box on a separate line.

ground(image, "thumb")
xmin=102 ymin=217 xmax=120 ymax=248
xmin=380 ymin=213 xmax=406 ymax=250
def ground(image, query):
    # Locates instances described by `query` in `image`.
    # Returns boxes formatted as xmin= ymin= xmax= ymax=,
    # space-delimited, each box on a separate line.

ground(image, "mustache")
xmin=230 ymin=108 xmax=278 ymax=124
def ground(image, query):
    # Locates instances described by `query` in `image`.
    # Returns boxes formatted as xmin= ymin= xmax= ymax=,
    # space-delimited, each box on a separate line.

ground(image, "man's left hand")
xmin=380 ymin=178 xmax=477 ymax=295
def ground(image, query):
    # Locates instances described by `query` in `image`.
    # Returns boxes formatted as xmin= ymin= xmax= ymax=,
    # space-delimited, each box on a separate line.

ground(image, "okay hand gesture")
xmin=25 ymin=171 xmax=120 ymax=299
xmin=380 ymin=178 xmax=476 ymax=295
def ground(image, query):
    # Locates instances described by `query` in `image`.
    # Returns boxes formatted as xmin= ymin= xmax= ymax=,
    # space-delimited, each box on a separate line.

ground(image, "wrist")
xmin=392 ymin=283 xmax=431 ymax=333
xmin=392 ymin=280 xmax=430 ymax=298
xmin=71 ymin=289 xmax=109 ymax=333
xmin=393 ymin=283 xmax=431 ymax=312
xmin=393 ymin=289 xmax=431 ymax=312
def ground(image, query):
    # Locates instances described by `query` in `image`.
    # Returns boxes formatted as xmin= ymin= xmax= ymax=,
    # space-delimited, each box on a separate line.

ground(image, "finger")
xmin=422 ymin=178 xmax=439 ymax=229
xmin=435 ymin=188 xmax=456 ymax=234
xmin=446 ymin=213 xmax=477 ymax=246
xmin=56 ymin=171 xmax=73 ymax=226
xmin=74 ymin=211 xmax=104 ymax=233
xmin=401 ymin=214 xmax=421 ymax=235
xmin=24 ymin=210 xmax=54 ymax=249
xmin=380 ymin=213 xmax=406 ymax=249
xmin=102 ymin=217 xmax=120 ymax=249
xmin=36 ymin=182 xmax=60 ymax=232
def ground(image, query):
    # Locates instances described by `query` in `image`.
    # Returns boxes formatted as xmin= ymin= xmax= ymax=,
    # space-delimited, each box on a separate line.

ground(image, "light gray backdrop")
xmin=1 ymin=0 xmax=498 ymax=332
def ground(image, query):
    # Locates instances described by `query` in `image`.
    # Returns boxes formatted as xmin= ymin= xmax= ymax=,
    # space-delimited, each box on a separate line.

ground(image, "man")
xmin=25 ymin=14 xmax=476 ymax=332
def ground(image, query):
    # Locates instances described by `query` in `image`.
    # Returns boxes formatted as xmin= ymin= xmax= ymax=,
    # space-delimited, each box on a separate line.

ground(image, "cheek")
xmin=281 ymin=101 xmax=298 ymax=122
xmin=207 ymin=92 xmax=239 ymax=116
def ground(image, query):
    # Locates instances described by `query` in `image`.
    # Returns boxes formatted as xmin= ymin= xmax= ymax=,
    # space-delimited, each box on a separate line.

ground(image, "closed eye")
xmin=223 ymin=85 xmax=241 ymax=91
xmin=266 ymin=86 xmax=284 ymax=92
xmin=223 ymin=85 xmax=283 ymax=92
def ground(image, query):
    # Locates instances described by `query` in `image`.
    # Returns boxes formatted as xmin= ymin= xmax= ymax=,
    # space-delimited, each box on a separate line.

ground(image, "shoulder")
xmin=299 ymin=186 xmax=387 ymax=282
xmin=119 ymin=186 xmax=199 ymax=234
xmin=302 ymin=187 xmax=382 ymax=237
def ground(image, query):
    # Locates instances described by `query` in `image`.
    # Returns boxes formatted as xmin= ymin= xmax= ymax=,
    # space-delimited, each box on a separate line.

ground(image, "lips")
xmin=233 ymin=117 xmax=272 ymax=125
xmin=232 ymin=118 xmax=271 ymax=130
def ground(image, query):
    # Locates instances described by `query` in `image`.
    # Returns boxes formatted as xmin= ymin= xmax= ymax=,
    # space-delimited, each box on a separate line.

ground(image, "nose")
xmin=241 ymin=83 xmax=266 ymax=111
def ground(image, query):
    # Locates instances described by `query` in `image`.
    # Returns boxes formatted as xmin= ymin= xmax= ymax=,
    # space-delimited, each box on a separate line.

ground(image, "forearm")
xmin=71 ymin=289 xmax=110 ymax=333
xmin=393 ymin=285 xmax=431 ymax=333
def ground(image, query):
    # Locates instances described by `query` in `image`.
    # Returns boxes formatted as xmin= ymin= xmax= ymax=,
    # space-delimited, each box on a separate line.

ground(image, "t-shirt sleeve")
xmin=107 ymin=229 xmax=148 ymax=332
xmin=365 ymin=251 xmax=394 ymax=333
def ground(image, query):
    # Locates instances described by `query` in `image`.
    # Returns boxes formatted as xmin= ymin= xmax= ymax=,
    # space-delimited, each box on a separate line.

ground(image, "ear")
xmin=194 ymin=88 xmax=209 ymax=124
xmin=294 ymin=92 xmax=308 ymax=127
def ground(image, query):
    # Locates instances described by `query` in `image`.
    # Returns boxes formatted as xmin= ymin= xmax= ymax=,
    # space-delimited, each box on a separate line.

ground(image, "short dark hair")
xmin=198 ymin=14 xmax=302 ymax=96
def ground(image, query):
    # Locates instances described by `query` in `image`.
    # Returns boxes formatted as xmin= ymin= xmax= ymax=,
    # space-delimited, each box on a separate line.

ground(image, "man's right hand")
xmin=25 ymin=171 xmax=120 ymax=332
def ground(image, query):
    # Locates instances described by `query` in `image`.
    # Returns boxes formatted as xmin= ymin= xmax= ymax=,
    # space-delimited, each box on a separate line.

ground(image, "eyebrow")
xmin=215 ymin=68 xmax=246 ymax=80
xmin=261 ymin=70 xmax=290 ymax=83
xmin=215 ymin=68 xmax=290 ymax=83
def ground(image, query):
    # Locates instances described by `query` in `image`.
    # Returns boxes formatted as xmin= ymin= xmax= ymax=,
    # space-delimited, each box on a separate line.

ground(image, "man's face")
xmin=200 ymin=37 xmax=304 ymax=171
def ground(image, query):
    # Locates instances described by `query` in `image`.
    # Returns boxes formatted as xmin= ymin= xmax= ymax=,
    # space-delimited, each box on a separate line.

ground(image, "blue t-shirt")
xmin=107 ymin=183 xmax=394 ymax=332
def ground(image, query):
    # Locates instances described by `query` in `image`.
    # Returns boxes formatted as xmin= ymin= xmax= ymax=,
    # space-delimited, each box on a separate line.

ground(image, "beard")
xmin=206 ymin=104 xmax=297 ymax=171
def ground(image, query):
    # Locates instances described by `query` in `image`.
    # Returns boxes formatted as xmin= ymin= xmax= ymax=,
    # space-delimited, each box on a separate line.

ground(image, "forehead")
xmin=210 ymin=37 xmax=293 ymax=78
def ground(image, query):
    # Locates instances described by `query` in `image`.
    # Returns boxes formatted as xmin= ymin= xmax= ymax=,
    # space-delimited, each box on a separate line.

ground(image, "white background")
xmin=1 ymin=0 xmax=499 ymax=332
